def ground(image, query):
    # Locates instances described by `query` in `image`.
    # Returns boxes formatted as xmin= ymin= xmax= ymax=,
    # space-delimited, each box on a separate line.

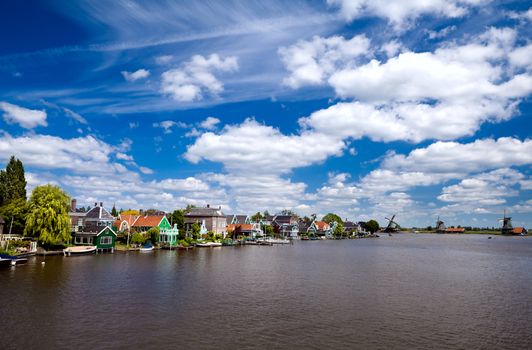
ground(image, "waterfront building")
xmin=132 ymin=215 xmax=171 ymax=233
xmin=69 ymin=202 xmax=117 ymax=251
xmin=226 ymin=222 xmax=263 ymax=238
xmin=511 ymin=227 xmax=528 ymax=235
xmin=184 ymin=205 xmax=227 ymax=237
xmin=113 ymin=214 xmax=138 ymax=233
xmin=308 ymin=220 xmax=333 ymax=236
xmin=445 ymin=227 xmax=465 ymax=233
xmin=271 ymin=215 xmax=299 ymax=238
xmin=159 ymin=224 xmax=180 ymax=247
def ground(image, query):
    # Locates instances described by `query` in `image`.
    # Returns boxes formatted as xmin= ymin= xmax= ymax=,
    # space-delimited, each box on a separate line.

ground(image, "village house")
xmin=184 ymin=205 xmax=227 ymax=237
xmin=113 ymin=214 xmax=138 ymax=233
xmin=271 ymin=215 xmax=299 ymax=238
xmin=68 ymin=200 xmax=117 ymax=252
xmin=132 ymin=215 xmax=171 ymax=233
xmin=307 ymin=220 xmax=334 ymax=236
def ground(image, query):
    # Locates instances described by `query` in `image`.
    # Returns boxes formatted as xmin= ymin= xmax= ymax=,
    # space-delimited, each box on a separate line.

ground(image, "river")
xmin=1 ymin=234 xmax=531 ymax=349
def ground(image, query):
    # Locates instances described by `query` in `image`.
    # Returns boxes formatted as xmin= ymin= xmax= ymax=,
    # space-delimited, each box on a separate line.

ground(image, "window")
xmin=75 ymin=236 xmax=81 ymax=244
xmin=100 ymin=236 xmax=112 ymax=245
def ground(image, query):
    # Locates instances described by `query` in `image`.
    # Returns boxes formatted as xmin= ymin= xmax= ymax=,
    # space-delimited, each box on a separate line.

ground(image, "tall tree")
xmin=251 ymin=211 xmax=263 ymax=222
xmin=170 ymin=209 xmax=185 ymax=231
xmin=24 ymin=184 xmax=71 ymax=245
xmin=111 ymin=204 xmax=118 ymax=217
xmin=0 ymin=156 xmax=27 ymax=206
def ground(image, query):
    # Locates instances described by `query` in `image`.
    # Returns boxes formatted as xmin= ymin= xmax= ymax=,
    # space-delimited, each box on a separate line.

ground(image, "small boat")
xmin=0 ymin=254 xmax=28 ymax=267
xmin=140 ymin=243 xmax=154 ymax=252
xmin=196 ymin=241 xmax=222 ymax=247
xmin=300 ymin=236 xmax=310 ymax=241
xmin=63 ymin=245 xmax=97 ymax=256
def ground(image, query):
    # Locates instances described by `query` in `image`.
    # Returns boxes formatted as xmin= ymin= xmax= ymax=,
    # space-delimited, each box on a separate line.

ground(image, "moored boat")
xmin=63 ymin=245 xmax=97 ymax=256
xmin=196 ymin=241 xmax=222 ymax=247
xmin=140 ymin=243 xmax=154 ymax=252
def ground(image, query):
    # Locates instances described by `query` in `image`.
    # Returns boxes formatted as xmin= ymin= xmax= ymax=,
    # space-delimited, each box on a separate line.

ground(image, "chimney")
xmin=100 ymin=202 xmax=103 ymax=207
xmin=207 ymin=204 xmax=210 ymax=208
xmin=94 ymin=202 xmax=98 ymax=207
xmin=71 ymin=199 xmax=77 ymax=212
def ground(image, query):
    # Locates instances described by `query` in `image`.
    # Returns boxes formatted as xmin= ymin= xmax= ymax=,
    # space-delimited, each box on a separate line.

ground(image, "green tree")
xmin=0 ymin=155 xmax=27 ymax=206
xmin=170 ymin=209 xmax=185 ymax=231
xmin=251 ymin=211 xmax=263 ymax=222
xmin=191 ymin=222 xmax=201 ymax=239
xmin=131 ymin=232 xmax=146 ymax=245
xmin=263 ymin=225 xmax=274 ymax=236
xmin=363 ymin=220 xmax=380 ymax=234
xmin=24 ymin=185 xmax=71 ymax=245
xmin=0 ymin=197 xmax=29 ymax=235
xmin=333 ymin=222 xmax=344 ymax=236
xmin=146 ymin=227 xmax=160 ymax=244
xmin=322 ymin=213 xmax=343 ymax=225
xmin=111 ymin=204 xmax=118 ymax=217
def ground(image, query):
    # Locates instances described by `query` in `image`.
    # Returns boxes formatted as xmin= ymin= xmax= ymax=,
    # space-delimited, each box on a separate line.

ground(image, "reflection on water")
xmin=2 ymin=234 xmax=532 ymax=349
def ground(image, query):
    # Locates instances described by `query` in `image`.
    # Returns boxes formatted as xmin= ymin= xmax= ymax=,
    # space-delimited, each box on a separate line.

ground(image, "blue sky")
xmin=0 ymin=0 xmax=531 ymax=228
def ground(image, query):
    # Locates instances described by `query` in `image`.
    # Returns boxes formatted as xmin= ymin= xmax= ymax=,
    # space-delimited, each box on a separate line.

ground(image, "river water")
xmin=1 ymin=234 xmax=531 ymax=349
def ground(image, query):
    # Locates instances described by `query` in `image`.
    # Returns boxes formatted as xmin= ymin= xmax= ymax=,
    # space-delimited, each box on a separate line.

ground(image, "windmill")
xmin=436 ymin=216 xmax=446 ymax=233
xmin=384 ymin=214 xmax=400 ymax=233
xmin=499 ymin=210 xmax=513 ymax=235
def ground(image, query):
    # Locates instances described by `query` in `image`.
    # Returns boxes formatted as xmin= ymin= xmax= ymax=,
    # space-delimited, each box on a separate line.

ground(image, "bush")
xmin=131 ymin=232 xmax=146 ymax=246
xmin=146 ymin=227 xmax=160 ymax=244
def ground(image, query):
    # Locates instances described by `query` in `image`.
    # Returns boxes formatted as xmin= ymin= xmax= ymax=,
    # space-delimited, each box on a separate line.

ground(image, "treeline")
xmin=0 ymin=156 xmax=72 ymax=247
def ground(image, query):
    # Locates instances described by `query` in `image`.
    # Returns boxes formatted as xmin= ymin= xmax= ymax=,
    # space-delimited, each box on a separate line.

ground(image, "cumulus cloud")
xmin=121 ymin=68 xmax=150 ymax=82
xmin=438 ymin=168 xmax=522 ymax=206
xmin=327 ymin=0 xmax=487 ymax=30
xmin=297 ymin=28 xmax=532 ymax=143
xmin=185 ymin=118 xmax=344 ymax=174
xmin=161 ymin=54 xmax=238 ymax=102
xmin=199 ymin=116 xmax=220 ymax=130
xmin=279 ymin=34 xmax=370 ymax=88
xmin=0 ymin=102 xmax=47 ymax=129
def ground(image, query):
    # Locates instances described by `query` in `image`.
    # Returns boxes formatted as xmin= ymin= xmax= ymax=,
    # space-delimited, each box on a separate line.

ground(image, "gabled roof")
xmin=97 ymin=226 xmax=117 ymax=237
xmin=273 ymin=215 xmax=294 ymax=225
xmin=343 ymin=221 xmax=357 ymax=229
xmin=185 ymin=207 xmax=225 ymax=217
xmin=227 ymin=223 xmax=253 ymax=232
xmin=133 ymin=215 xmax=165 ymax=227
xmin=315 ymin=221 xmax=330 ymax=230
xmin=85 ymin=205 xmax=114 ymax=220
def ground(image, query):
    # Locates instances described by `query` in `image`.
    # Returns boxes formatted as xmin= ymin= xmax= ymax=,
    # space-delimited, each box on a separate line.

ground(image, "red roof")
xmin=445 ymin=227 xmax=465 ymax=233
xmin=315 ymin=221 xmax=330 ymax=230
xmin=133 ymin=215 xmax=165 ymax=227
xmin=227 ymin=224 xmax=253 ymax=232
xmin=512 ymin=227 xmax=527 ymax=234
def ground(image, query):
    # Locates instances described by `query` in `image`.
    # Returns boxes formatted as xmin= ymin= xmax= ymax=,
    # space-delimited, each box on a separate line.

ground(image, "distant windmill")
xmin=384 ymin=214 xmax=400 ymax=233
xmin=499 ymin=210 xmax=513 ymax=235
xmin=436 ymin=216 xmax=446 ymax=233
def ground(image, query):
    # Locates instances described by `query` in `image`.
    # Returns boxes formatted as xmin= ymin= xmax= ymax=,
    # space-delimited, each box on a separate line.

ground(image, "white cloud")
xmin=139 ymin=166 xmax=154 ymax=174
xmin=297 ymin=28 xmax=532 ymax=143
xmin=0 ymin=133 xmax=130 ymax=175
xmin=199 ymin=116 xmax=220 ymax=130
xmin=279 ymin=34 xmax=370 ymax=88
xmin=63 ymin=107 xmax=88 ymax=124
xmin=161 ymin=54 xmax=238 ymax=102
xmin=382 ymin=138 xmax=532 ymax=175
xmin=155 ymin=55 xmax=173 ymax=65
xmin=327 ymin=0 xmax=487 ymax=30
xmin=427 ymin=25 xmax=457 ymax=39
xmin=438 ymin=168 xmax=522 ymax=206
xmin=121 ymin=68 xmax=150 ymax=82
xmin=185 ymin=118 xmax=344 ymax=174
xmin=0 ymin=102 xmax=47 ymax=129
xmin=509 ymin=43 xmax=532 ymax=69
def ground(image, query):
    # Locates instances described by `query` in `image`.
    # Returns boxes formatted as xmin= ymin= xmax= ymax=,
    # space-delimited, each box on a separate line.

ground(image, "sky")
xmin=0 ymin=0 xmax=531 ymax=228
